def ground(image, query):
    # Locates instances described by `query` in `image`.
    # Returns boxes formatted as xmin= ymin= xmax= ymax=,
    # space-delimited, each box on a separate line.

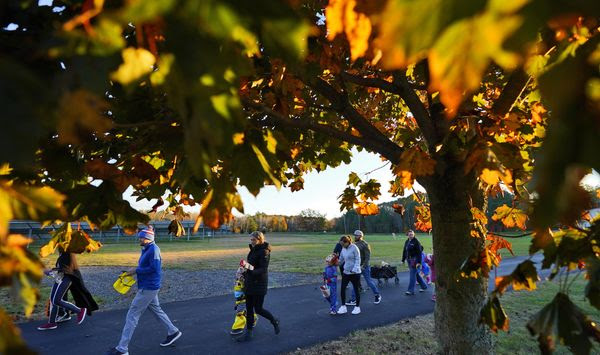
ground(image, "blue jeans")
xmin=351 ymin=264 xmax=380 ymax=301
xmin=326 ymin=281 xmax=337 ymax=312
xmin=408 ymin=259 xmax=427 ymax=293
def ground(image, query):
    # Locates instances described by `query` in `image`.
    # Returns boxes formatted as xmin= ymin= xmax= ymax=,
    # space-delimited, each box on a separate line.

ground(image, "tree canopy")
xmin=1 ymin=0 xmax=599 ymax=353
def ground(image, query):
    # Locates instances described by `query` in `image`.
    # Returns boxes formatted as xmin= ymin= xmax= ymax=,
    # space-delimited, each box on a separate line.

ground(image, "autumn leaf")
xmin=392 ymin=203 xmax=405 ymax=216
xmin=39 ymin=223 xmax=103 ymax=257
xmin=480 ymin=168 xmax=513 ymax=186
xmin=355 ymin=201 xmax=379 ymax=216
xmin=0 ymin=180 xmax=65 ymax=239
xmin=57 ymin=90 xmax=112 ymax=145
xmin=527 ymin=293 xmax=600 ymax=354
xmin=168 ymin=219 xmax=186 ymax=237
xmin=429 ymin=7 xmax=522 ymax=114
xmin=288 ymin=177 xmax=304 ymax=192
xmin=347 ymin=172 xmax=361 ymax=187
xmin=338 ymin=187 xmax=358 ymax=212
xmin=197 ymin=185 xmax=244 ymax=230
xmin=111 ymin=47 xmax=156 ymax=85
xmin=414 ymin=205 xmax=432 ymax=232
xmin=358 ymin=179 xmax=381 ymax=201
xmin=494 ymin=260 xmax=538 ymax=295
xmin=0 ymin=308 xmax=36 ymax=355
xmin=325 ymin=0 xmax=372 ymax=60
xmin=480 ymin=295 xmax=510 ymax=333
xmin=492 ymin=205 xmax=528 ymax=230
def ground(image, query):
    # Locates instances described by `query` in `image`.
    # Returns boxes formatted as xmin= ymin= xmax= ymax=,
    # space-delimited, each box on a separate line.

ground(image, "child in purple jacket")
xmin=323 ymin=254 xmax=339 ymax=315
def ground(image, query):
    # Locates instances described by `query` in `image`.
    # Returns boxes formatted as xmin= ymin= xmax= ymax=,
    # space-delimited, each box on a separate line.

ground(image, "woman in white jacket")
xmin=337 ymin=235 xmax=362 ymax=314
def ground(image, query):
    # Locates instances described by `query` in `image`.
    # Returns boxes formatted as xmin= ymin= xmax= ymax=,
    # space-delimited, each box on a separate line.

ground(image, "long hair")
xmin=339 ymin=235 xmax=352 ymax=244
xmin=250 ymin=231 xmax=266 ymax=244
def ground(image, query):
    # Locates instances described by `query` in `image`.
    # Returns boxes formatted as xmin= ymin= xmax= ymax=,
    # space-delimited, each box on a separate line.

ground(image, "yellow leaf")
xmin=111 ymin=47 xmax=156 ymax=85
xmin=325 ymin=0 xmax=372 ymax=61
xmin=355 ymin=201 xmax=379 ymax=216
xmin=429 ymin=12 xmax=522 ymax=114
xmin=232 ymin=133 xmax=245 ymax=145
xmin=492 ymin=205 xmax=529 ymax=230
xmin=0 ymin=308 xmax=36 ymax=354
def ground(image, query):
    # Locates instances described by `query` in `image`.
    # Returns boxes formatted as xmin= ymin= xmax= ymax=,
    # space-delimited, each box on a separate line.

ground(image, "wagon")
xmin=370 ymin=265 xmax=399 ymax=286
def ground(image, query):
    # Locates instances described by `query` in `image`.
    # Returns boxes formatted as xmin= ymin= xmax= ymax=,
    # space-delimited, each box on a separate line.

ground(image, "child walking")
xmin=323 ymin=254 xmax=338 ymax=315
xmin=425 ymin=253 xmax=436 ymax=301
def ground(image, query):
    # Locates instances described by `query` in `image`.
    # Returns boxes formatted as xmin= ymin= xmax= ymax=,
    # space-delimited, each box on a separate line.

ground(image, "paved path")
xmin=20 ymin=255 xmax=542 ymax=355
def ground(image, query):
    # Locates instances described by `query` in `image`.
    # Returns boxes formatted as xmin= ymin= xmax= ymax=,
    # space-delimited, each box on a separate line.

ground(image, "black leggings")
xmin=341 ymin=273 xmax=361 ymax=306
xmin=246 ymin=294 xmax=275 ymax=329
xmin=49 ymin=277 xmax=81 ymax=323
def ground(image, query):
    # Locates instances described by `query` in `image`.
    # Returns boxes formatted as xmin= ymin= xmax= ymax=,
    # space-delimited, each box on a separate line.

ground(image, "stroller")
xmin=370 ymin=264 xmax=399 ymax=286
xmin=230 ymin=267 xmax=257 ymax=340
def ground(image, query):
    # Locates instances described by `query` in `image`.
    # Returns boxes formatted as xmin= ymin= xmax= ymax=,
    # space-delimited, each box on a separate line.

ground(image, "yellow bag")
xmin=113 ymin=272 xmax=136 ymax=294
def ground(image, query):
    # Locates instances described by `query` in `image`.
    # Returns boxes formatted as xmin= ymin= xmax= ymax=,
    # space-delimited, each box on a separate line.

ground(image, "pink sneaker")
xmin=37 ymin=323 xmax=57 ymax=331
xmin=431 ymin=294 xmax=437 ymax=302
xmin=77 ymin=308 xmax=87 ymax=324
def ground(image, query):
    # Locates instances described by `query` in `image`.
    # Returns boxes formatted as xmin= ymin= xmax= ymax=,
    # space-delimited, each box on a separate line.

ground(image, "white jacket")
xmin=339 ymin=244 xmax=361 ymax=275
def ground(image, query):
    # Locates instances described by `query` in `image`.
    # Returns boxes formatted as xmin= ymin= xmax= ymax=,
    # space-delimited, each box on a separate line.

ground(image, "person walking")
xmin=402 ymin=230 xmax=428 ymax=295
xmin=37 ymin=247 xmax=98 ymax=330
xmin=107 ymin=227 xmax=182 ymax=355
xmin=349 ymin=230 xmax=382 ymax=305
xmin=337 ymin=235 xmax=362 ymax=315
xmin=239 ymin=231 xmax=280 ymax=341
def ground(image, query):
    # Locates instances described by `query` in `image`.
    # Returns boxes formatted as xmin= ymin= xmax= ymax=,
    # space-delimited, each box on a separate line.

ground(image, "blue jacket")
xmin=136 ymin=243 xmax=161 ymax=290
xmin=323 ymin=265 xmax=337 ymax=284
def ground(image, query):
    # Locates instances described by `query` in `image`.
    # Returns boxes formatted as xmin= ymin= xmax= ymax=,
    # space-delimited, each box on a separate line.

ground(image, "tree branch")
xmin=491 ymin=67 xmax=530 ymax=117
xmin=308 ymin=77 xmax=404 ymax=162
xmin=243 ymin=98 xmax=401 ymax=164
xmin=339 ymin=70 xmax=438 ymax=150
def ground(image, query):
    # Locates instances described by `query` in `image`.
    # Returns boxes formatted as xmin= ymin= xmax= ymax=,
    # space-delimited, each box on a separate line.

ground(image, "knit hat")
xmin=353 ymin=230 xmax=364 ymax=239
xmin=138 ymin=226 xmax=155 ymax=242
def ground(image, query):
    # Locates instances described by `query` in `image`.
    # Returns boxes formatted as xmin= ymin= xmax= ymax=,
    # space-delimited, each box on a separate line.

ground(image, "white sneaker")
xmin=351 ymin=306 xmax=361 ymax=315
xmin=337 ymin=305 xmax=347 ymax=314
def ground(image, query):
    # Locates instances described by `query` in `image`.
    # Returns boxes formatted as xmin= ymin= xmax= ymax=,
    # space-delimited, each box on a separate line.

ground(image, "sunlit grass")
xmin=33 ymin=232 xmax=533 ymax=274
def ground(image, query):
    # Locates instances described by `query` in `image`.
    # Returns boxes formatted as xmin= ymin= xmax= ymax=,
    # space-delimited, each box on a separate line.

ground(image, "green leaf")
xmin=347 ymin=172 xmax=361 ymax=187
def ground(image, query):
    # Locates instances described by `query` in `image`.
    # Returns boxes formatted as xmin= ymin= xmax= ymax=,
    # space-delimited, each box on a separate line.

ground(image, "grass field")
xmin=34 ymin=232 xmax=534 ymax=274
xmin=292 ymin=277 xmax=599 ymax=354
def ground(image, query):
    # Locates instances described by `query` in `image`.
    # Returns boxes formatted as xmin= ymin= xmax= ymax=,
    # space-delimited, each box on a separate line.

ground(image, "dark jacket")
xmin=55 ymin=253 xmax=99 ymax=315
xmin=402 ymin=238 xmax=423 ymax=265
xmin=354 ymin=240 xmax=371 ymax=267
xmin=245 ymin=242 xmax=271 ymax=296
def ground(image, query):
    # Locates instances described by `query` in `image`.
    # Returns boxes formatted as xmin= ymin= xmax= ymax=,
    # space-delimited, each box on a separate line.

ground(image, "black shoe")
xmin=272 ymin=318 xmax=280 ymax=335
xmin=419 ymin=288 xmax=427 ymax=292
xmin=106 ymin=348 xmax=128 ymax=355
xmin=160 ymin=331 xmax=182 ymax=347
xmin=405 ymin=291 xmax=414 ymax=295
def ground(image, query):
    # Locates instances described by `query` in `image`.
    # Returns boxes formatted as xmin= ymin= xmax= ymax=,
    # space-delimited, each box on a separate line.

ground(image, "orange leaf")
xmin=492 ymin=205 xmax=528 ymax=230
xmin=355 ymin=201 xmax=379 ymax=216
xmin=325 ymin=0 xmax=372 ymax=60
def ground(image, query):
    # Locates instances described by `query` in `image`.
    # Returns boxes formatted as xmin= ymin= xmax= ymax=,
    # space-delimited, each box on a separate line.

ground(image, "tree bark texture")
xmin=424 ymin=162 xmax=493 ymax=354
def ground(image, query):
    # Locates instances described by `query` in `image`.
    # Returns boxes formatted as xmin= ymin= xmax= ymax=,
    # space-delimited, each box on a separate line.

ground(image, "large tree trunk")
xmin=424 ymin=163 xmax=493 ymax=354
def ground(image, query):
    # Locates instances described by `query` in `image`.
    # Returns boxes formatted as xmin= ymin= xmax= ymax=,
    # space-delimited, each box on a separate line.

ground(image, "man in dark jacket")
xmin=350 ymin=230 xmax=381 ymax=304
xmin=107 ymin=227 xmax=182 ymax=355
xmin=402 ymin=230 xmax=427 ymax=295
